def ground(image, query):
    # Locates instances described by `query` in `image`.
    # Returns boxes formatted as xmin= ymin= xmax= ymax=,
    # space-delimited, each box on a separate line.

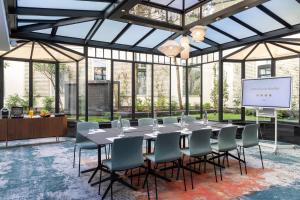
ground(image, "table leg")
xmin=88 ymin=145 xmax=102 ymax=184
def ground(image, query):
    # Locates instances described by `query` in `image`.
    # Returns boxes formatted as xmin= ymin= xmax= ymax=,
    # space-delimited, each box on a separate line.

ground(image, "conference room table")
xmin=80 ymin=121 xmax=244 ymax=187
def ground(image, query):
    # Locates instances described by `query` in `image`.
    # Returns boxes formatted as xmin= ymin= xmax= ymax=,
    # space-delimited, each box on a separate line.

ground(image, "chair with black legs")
xmin=181 ymin=129 xmax=220 ymax=189
xmin=143 ymin=132 xmax=186 ymax=199
xmin=99 ymin=136 xmax=149 ymax=200
xmin=237 ymin=124 xmax=264 ymax=174
xmin=211 ymin=126 xmax=243 ymax=180
xmin=74 ymin=122 xmax=102 ymax=177
xmin=138 ymin=118 xmax=154 ymax=126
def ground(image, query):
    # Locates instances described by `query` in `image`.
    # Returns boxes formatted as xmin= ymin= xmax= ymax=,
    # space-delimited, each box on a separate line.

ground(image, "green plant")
xmin=171 ymin=101 xmax=178 ymax=111
xmin=156 ymin=95 xmax=168 ymax=110
xmin=5 ymin=94 xmax=28 ymax=109
xmin=203 ymin=102 xmax=211 ymax=110
xmin=42 ymin=96 xmax=54 ymax=112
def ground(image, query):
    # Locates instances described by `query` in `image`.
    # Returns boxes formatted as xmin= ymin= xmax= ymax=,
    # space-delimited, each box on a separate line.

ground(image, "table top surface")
xmin=80 ymin=121 xmax=244 ymax=146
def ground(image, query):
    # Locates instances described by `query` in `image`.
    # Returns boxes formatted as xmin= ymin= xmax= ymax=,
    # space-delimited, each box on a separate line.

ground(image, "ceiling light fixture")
xmin=180 ymin=36 xmax=190 ymax=60
xmin=158 ymin=40 xmax=183 ymax=58
xmin=190 ymin=25 xmax=207 ymax=43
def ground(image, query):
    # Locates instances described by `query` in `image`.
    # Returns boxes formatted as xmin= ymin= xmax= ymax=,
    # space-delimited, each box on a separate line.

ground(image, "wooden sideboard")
xmin=0 ymin=116 xmax=67 ymax=146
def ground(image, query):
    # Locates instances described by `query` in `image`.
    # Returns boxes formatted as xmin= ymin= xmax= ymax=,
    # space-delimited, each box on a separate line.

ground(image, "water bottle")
xmin=204 ymin=110 xmax=208 ymax=126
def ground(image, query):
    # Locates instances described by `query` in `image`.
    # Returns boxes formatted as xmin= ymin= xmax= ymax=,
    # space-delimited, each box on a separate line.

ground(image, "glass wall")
xmin=223 ymin=62 xmax=241 ymax=120
xmin=33 ymin=62 xmax=55 ymax=113
xmin=154 ymin=64 xmax=170 ymax=117
xmin=79 ymin=60 xmax=86 ymax=120
xmin=113 ymin=61 xmax=132 ymax=119
xmin=60 ymin=62 xmax=76 ymax=120
xmin=88 ymin=58 xmax=112 ymax=122
xmin=245 ymin=60 xmax=271 ymax=121
xmin=135 ymin=63 xmax=152 ymax=118
xmin=276 ymin=58 xmax=299 ymax=123
xmin=3 ymin=61 xmax=29 ymax=111
xmin=171 ymin=65 xmax=186 ymax=116
xmin=188 ymin=66 xmax=201 ymax=119
xmin=202 ymin=62 xmax=219 ymax=121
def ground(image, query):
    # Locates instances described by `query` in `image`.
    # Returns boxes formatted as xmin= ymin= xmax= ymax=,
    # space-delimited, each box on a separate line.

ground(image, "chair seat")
xmin=102 ymin=159 xmax=143 ymax=171
xmin=236 ymin=139 xmax=259 ymax=148
xmin=77 ymin=142 xmax=97 ymax=150
xmin=181 ymin=148 xmax=211 ymax=157
xmin=211 ymin=143 xmax=237 ymax=152
xmin=146 ymin=153 xmax=180 ymax=163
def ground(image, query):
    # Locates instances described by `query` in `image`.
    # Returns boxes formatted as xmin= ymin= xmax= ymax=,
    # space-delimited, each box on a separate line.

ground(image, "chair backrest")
xmin=154 ymin=132 xmax=181 ymax=163
xmin=189 ymin=129 xmax=212 ymax=156
xmin=242 ymin=124 xmax=259 ymax=147
xmin=217 ymin=125 xmax=238 ymax=151
xmin=162 ymin=117 xmax=178 ymax=124
xmin=138 ymin=118 xmax=154 ymax=126
xmin=111 ymin=119 xmax=130 ymax=128
xmin=111 ymin=136 xmax=144 ymax=171
xmin=76 ymin=122 xmax=99 ymax=143
xmin=184 ymin=115 xmax=196 ymax=123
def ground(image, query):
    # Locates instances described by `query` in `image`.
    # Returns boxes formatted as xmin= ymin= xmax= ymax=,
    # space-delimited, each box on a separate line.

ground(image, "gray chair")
xmin=74 ymin=122 xmax=99 ymax=177
xmin=100 ymin=136 xmax=149 ymax=200
xmin=144 ymin=132 xmax=186 ymax=199
xmin=237 ymin=124 xmax=264 ymax=174
xmin=111 ymin=119 xmax=130 ymax=128
xmin=181 ymin=129 xmax=219 ymax=188
xmin=162 ymin=117 xmax=178 ymax=124
xmin=211 ymin=125 xmax=242 ymax=179
xmin=183 ymin=115 xmax=196 ymax=123
xmin=138 ymin=118 xmax=154 ymax=126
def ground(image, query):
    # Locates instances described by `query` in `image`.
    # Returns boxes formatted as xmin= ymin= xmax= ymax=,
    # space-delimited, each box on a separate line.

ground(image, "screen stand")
xmin=256 ymin=108 xmax=296 ymax=154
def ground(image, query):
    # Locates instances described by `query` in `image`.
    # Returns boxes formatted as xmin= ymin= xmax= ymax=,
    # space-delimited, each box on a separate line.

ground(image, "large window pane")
xmin=4 ymin=61 xmax=29 ymax=111
xmin=171 ymin=65 xmax=186 ymax=116
xmin=113 ymin=62 xmax=132 ymax=119
xmin=223 ymin=62 xmax=242 ymax=120
xmin=33 ymin=63 xmax=55 ymax=112
xmin=135 ymin=63 xmax=152 ymax=118
xmin=154 ymin=64 xmax=170 ymax=117
xmin=88 ymin=58 xmax=112 ymax=122
xmin=60 ymin=63 xmax=77 ymax=120
xmin=276 ymin=58 xmax=299 ymax=123
xmin=188 ymin=66 xmax=201 ymax=119
xmin=245 ymin=60 xmax=271 ymax=121
xmin=202 ymin=62 xmax=219 ymax=121
xmin=79 ymin=60 xmax=86 ymax=120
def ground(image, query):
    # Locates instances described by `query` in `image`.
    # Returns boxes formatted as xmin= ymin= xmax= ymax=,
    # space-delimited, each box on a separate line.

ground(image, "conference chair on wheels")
xmin=181 ymin=129 xmax=221 ymax=189
xmin=99 ymin=136 xmax=150 ymax=200
xmin=237 ymin=124 xmax=264 ymax=174
xmin=143 ymin=132 xmax=186 ymax=199
xmin=211 ymin=126 xmax=243 ymax=180
xmin=74 ymin=122 xmax=107 ymax=177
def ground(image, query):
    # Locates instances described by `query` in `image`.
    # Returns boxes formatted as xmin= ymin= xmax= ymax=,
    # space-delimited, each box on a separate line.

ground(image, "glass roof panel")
xmin=56 ymin=20 xmax=95 ymax=39
xmin=205 ymin=27 xmax=233 ymax=44
xmin=188 ymin=36 xmax=211 ymax=49
xmin=116 ymin=25 xmax=152 ymax=46
xmin=267 ymin=43 xmax=297 ymax=58
xmin=92 ymin=19 xmax=127 ymax=43
xmin=3 ymin=43 xmax=32 ymax=59
xmin=34 ymin=28 xmax=52 ymax=34
xmin=32 ymin=43 xmax=54 ymax=61
xmin=272 ymin=42 xmax=300 ymax=55
xmin=226 ymin=44 xmax=256 ymax=60
xmin=137 ymin=29 xmax=174 ymax=48
xmin=263 ymin=0 xmax=300 ymax=26
xmin=211 ymin=18 xmax=256 ymax=39
xmin=150 ymin=0 xmax=171 ymax=5
xmin=44 ymin=46 xmax=73 ymax=62
xmin=185 ymin=0 xmax=199 ymax=9
xmin=17 ymin=0 xmax=109 ymax=11
xmin=234 ymin=7 xmax=284 ymax=33
xmin=169 ymin=0 xmax=183 ymax=9
xmin=246 ymin=43 xmax=272 ymax=60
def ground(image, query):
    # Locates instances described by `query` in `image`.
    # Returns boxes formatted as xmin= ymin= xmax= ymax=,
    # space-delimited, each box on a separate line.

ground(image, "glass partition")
xmin=171 ymin=65 xmax=186 ymax=117
xmin=78 ymin=60 xmax=86 ymax=120
xmin=188 ymin=66 xmax=201 ymax=119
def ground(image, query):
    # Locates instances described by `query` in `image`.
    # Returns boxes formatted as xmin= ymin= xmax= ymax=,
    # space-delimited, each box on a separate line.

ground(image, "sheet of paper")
xmin=106 ymin=136 xmax=121 ymax=142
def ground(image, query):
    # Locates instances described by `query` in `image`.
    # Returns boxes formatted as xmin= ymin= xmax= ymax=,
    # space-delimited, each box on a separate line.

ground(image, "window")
xmin=202 ymin=62 xmax=219 ymax=121
xmin=223 ymin=62 xmax=242 ymax=120
xmin=135 ymin=64 xmax=152 ymax=118
xmin=4 ymin=61 xmax=29 ymax=111
xmin=258 ymin=64 xmax=271 ymax=78
xmin=79 ymin=60 xmax=86 ymax=120
xmin=188 ymin=66 xmax=201 ymax=119
xmin=171 ymin=65 xmax=186 ymax=116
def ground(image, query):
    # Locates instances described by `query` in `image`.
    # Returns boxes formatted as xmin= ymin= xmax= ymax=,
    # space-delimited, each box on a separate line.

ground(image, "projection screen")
xmin=242 ymin=77 xmax=292 ymax=108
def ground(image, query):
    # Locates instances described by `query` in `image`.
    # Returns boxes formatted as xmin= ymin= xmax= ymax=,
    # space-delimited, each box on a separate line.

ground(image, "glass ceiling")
xmin=8 ymin=0 xmax=300 ymax=55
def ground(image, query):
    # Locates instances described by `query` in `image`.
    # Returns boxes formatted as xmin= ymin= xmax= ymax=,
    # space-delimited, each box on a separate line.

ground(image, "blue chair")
xmin=211 ymin=126 xmax=242 ymax=179
xmin=181 ymin=129 xmax=219 ymax=188
xmin=237 ymin=124 xmax=264 ymax=174
xmin=138 ymin=118 xmax=154 ymax=126
xmin=183 ymin=115 xmax=196 ymax=123
xmin=144 ymin=132 xmax=186 ymax=199
xmin=162 ymin=117 xmax=178 ymax=124
xmin=99 ymin=136 xmax=149 ymax=200
xmin=111 ymin=119 xmax=130 ymax=128
xmin=74 ymin=122 xmax=99 ymax=177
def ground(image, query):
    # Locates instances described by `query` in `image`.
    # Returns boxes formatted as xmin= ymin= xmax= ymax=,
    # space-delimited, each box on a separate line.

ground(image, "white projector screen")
xmin=242 ymin=77 xmax=291 ymax=108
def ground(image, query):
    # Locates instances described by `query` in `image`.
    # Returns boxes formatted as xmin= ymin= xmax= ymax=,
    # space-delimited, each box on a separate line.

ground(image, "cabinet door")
xmin=0 ymin=119 xmax=7 ymax=141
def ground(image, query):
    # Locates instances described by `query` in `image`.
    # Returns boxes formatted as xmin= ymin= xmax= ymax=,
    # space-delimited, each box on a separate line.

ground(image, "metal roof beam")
xmin=131 ymin=28 xmax=156 ymax=47
xmin=207 ymin=24 xmax=239 ymax=41
xmin=110 ymin=23 xmax=132 ymax=44
xmin=229 ymin=16 xmax=263 ymax=36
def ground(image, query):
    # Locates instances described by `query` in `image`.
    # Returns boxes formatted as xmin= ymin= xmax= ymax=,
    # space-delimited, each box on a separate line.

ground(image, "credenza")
xmin=0 ymin=116 xmax=67 ymax=147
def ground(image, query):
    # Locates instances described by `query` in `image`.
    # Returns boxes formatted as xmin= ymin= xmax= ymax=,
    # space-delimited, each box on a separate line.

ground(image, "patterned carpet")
xmin=0 ymin=138 xmax=300 ymax=200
